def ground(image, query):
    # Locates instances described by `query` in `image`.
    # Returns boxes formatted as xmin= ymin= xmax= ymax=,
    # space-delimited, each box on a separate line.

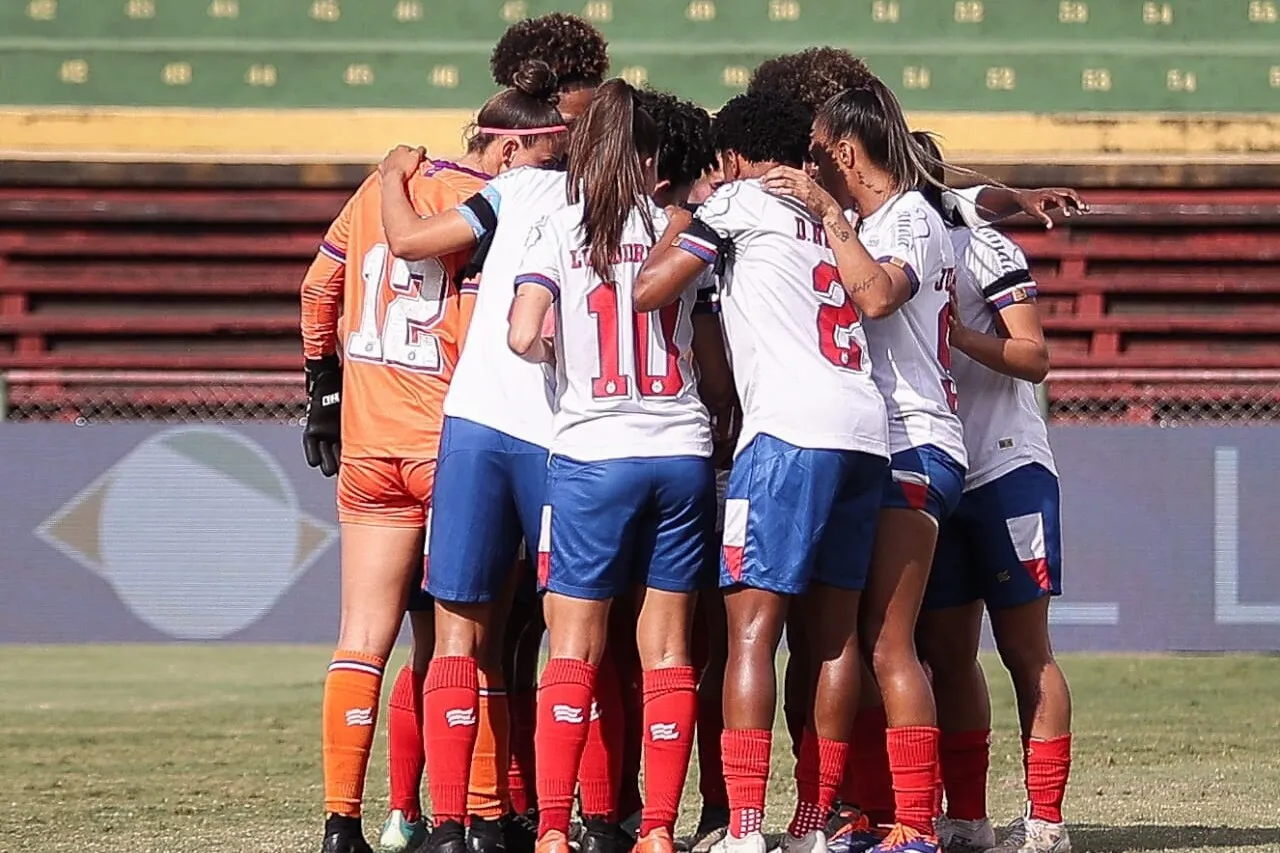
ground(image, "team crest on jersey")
xmin=526 ymin=215 xmax=549 ymax=248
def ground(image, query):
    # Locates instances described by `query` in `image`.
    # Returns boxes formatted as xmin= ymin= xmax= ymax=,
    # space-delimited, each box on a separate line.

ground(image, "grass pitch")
xmin=2 ymin=647 xmax=1278 ymax=853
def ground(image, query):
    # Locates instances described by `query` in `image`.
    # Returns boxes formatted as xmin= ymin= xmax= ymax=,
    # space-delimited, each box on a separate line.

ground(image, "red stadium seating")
xmin=2 ymin=183 xmax=1279 ymax=421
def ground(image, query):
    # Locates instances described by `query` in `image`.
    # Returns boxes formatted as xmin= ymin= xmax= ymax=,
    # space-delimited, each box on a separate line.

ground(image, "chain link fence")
xmin=3 ymin=370 xmax=1280 ymax=425
xmin=1 ymin=372 xmax=304 ymax=424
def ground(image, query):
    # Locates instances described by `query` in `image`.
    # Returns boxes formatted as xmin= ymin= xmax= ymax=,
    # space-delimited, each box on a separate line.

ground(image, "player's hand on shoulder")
xmin=761 ymin=166 xmax=839 ymax=220
xmin=378 ymin=145 xmax=426 ymax=181
xmin=303 ymin=354 xmax=343 ymax=478
xmin=1016 ymin=187 xmax=1087 ymax=229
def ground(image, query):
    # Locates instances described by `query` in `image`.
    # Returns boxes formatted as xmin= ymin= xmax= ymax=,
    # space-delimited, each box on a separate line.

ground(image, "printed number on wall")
xmin=1166 ymin=69 xmax=1197 ymax=91
xmin=1081 ymin=68 xmax=1111 ymax=91
xmin=903 ymin=66 xmax=931 ymax=89
xmin=208 ymin=0 xmax=239 ymax=18
xmin=769 ymin=0 xmax=801 ymax=21
xmin=311 ymin=0 xmax=340 ymax=22
xmin=1248 ymin=1 xmax=1277 ymax=22
xmin=687 ymin=1 xmax=716 ymax=21
xmin=27 ymin=0 xmax=56 ymax=20
xmin=986 ymin=67 xmax=1016 ymax=90
xmin=1142 ymin=2 xmax=1172 ymax=24
xmin=871 ymin=1 xmax=899 ymax=22
xmin=1059 ymin=1 xmax=1088 ymax=23
xmin=955 ymin=1 xmax=984 ymax=23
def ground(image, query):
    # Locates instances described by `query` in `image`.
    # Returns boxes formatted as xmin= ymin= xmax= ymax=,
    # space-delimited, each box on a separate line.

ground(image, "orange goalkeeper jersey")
xmin=300 ymin=160 xmax=489 ymax=460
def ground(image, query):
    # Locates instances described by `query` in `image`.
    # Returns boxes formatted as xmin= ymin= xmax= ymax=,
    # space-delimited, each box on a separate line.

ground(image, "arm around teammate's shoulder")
xmin=634 ymin=205 xmax=706 ymax=313
xmin=377 ymin=146 xmax=479 ymax=261
xmin=759 ymin=166 xmax=906 ymax=319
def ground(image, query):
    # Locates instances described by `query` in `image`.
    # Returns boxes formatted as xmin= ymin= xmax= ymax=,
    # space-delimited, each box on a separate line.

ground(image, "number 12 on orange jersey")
xmin=347 ymin=243 xmax=450 ymax=374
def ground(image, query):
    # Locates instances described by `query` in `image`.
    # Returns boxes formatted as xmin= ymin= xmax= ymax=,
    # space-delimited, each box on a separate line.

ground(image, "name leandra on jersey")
xmin=569 ymin=243 xmax=650 ymax=269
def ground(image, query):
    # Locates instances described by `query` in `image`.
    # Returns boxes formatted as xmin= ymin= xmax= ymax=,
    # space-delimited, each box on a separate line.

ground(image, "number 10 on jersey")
xmin=587 ymin=281 xmax=685 ymax=400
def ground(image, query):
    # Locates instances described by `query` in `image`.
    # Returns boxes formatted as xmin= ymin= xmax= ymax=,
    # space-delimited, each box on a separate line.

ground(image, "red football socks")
xmin=885 ymin=726 xmax=941 ymax=835
xmin=639 ymin=666 xmax=698 ymax=835
xmin=844 ymin=704 xmax=895 ymax=826
xmin=579 ymin=655 xmax=623 ymax=820
xmin=940 ymin=729 xmax=990 ymax=821
xmin=788 ymin=729 xmax=849 ymax=837
xmin=423 ymin=656 xmax=480 ymax=825
xmin=1026 ymin=734 xmax=1071 ymax=823
xmin=722 ymin=728 xmax=771 ymax=838
xmin=536 ymin=658 xmax=597 ymax=837
xmin=386 ymin=665 xmax=426 ymax=821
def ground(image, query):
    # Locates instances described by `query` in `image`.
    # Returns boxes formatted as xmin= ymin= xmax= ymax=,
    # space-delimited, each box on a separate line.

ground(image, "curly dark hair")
xmin=636 ymin=89 xmax=715 ymax=189
xmin=748 ymin=47 xmax=874 ymax=118
xmin=711 ymin=90 xmax=811 ymax=168
xmin=490 ymin=13 xmax=610 ymax=91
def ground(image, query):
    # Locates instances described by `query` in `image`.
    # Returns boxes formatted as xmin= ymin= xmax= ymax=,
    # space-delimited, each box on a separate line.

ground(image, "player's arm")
xmin=759 ymin=166 xmax=905 ymax=319
xmin=634 ymin=206 xmax=710 ymax=312
xmin=508 ymin=217 xmax=560 ymax=363
xmin=948 ymin=239 xmax=1049 ymax=383
xmin=298 ymin=202 xmax=352 ymax=477
xmin=944 ymin=185 xmax=1086 ymax=230
xmin=508 ymin=282 xmax=556 ymax=363
xmin=691 ymin=286 xmax=738 ymax=467
xmin=378 ymin=146 xmax=480 ymax=260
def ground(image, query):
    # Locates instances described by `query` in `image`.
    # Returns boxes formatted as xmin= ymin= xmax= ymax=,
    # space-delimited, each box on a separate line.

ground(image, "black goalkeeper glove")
xmin=303 ymin=354 xmax=342 ymax=477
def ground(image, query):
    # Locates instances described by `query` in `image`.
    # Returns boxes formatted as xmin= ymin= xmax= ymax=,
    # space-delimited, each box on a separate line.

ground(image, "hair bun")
xmin=513 ymin=59 xmax=559 ymax=101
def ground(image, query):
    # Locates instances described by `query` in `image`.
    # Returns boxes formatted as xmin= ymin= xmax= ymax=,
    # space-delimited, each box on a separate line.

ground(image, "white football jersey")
xmin=514 ymin=200 xmax=712 ymax=462
xmin=949 ymin=226 xmax=1056 ymax=490
xmin=857 ymin=191 xmax=967 ymax=467
xmin=444 ymin=167 xmax=567 ymax=448
xmin=681 ymin=180 xmax=888 ymax=459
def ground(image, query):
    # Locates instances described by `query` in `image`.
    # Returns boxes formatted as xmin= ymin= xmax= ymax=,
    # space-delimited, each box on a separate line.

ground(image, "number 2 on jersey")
xmin=812 ymin=261 xmax=864 ymax=370
xmin=587 ymin=281 xmax=684 ymax=399
xmin=347 ymin=243 xmax=449 ymax=373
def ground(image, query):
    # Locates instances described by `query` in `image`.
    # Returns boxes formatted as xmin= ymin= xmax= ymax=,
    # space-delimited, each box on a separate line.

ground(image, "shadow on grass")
xmin=1072 ymin=824 xmax=1280 ymax=851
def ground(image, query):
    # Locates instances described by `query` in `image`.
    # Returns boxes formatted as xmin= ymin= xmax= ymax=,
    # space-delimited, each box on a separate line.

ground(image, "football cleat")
xmin=378 ymin=810 xmax=430 ymax=853
xmin=634 ymin=827 xmax=677 ymax=853
xmin=709 ymin=830 xmax=768 ymax=853
xmin=778 ymin=830 xmax=828 ymax=853
xmin=988 ymin=816 xmax=1071 ymax=853
xmin=686 ymin=805 xmax=730 ymax=853
xmin=825 ymin=806 xmax=884 ymax=853
xmin=470 ymin=816 xmax=509 ymax=853
xmin=579 ymin=818 xmax=623 ymax=853
xmin=503 ymin=811 xmax=540 ymax=853
xmin=423 ymin=820 xmax=469 ymax=853
xmin=323 ymin=815 xmax=375 ymax=853
xmin=867 ymin=824 xmax=940 ymax=853
xmin=935 ymin=816 xmax=995 ymax=853
xmin=537 ymin=830 xmax=574 ymax=853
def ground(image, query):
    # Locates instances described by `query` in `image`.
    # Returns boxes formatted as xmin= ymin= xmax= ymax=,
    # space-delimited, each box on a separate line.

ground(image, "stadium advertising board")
xmin=1 ymin=423 xmax=1277 ymax=650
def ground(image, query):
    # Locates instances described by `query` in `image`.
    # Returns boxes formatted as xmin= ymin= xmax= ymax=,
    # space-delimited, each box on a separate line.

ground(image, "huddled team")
xmin=300 ymin=14 xmax=1085 ymax=853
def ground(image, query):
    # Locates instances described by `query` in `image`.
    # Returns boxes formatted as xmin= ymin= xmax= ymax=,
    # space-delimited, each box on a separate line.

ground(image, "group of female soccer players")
xmin=300 ymin=14 xmax=1083 ymax=853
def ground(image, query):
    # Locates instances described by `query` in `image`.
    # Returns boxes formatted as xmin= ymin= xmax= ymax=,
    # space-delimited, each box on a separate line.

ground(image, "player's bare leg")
xmin=381 ymin=609 xmax=434 ymax=853
xmin=633 ymin=588 xmax=699 ymax=853
xmin=988 ymin=599 xmax=1072 ymax=853
xmin=535 ymin=594 xmax=612 ymax=852
xmin=719 ymin=586 xmax=788 ymax=853
xmin=859 ymin=509 xmax=942 ymax=851
xmin=918 ymin=603 xmax=995 ymax=853
xmin=826 ymin=663 xmax=892 ymax=853
xmin=323 ymin=523 xmax=423 ymax=853
xmin=781 ymin=584 xmax=862 ymax=853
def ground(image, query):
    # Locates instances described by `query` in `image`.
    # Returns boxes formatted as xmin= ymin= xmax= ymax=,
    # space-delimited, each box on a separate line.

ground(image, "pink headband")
xmin=477 ymin=125 xmax=567 ymax=136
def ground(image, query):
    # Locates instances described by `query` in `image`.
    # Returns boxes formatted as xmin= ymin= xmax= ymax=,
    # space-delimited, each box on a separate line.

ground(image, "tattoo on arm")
xmin=823 ymin=214 xmax=852 ymax=243
xmin=848 ymin=274 xmax=879 ymax=294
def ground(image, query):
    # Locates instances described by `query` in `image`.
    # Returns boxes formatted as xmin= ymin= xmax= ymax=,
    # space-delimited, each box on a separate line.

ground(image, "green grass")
xmin=2 ymin=647 xmax=1279 ymax=853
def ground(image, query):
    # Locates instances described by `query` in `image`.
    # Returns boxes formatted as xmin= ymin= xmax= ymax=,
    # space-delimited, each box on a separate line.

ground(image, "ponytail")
xmin=817 ymin=76 xmax=1007 ymax=200
xmin=465 ymin=59 xmax=567 ymax=154
xmin=910 ymin=130 xmax=947 ymax=217
xmin=566 ymin=78 xmax=660 ymax=284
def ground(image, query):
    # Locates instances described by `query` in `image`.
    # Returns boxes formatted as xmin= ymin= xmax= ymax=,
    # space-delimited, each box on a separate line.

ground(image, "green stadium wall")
xmin=1 ymin=0 xmax=1278 ymax=161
